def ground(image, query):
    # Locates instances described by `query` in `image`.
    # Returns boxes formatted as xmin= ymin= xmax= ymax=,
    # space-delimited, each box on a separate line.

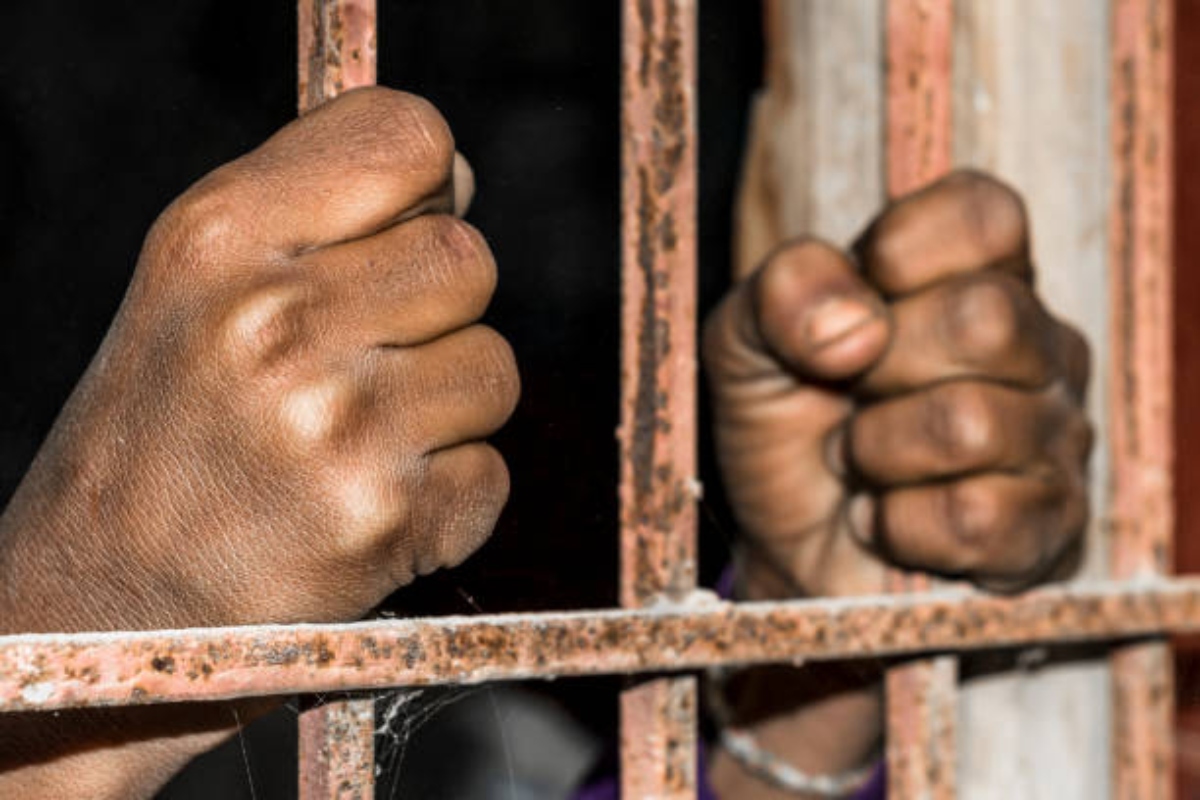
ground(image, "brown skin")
xmin=704 ymin=171 xmax=1092 ymax=798
xmin=0 ymin=87 xmax=518 ymax=797
xmin=0 ymin=89 xmax=1087 ymax=798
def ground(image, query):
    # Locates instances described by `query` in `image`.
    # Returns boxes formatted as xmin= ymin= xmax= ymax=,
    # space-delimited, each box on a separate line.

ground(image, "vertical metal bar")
xmin=619 ymin=0 xmax=700 ymax=797
xmin=298 ymin=0 xmax=377 ymax=115
xmin=298 ymin=699 xmax=377 ymax=800
xmin=883 ymin=1 xmax=958 ymax=798
xmin=297 ymin=1 xmax=378 ymax=798
xmin=1110 ymin=0 xmax=1176 ymax=796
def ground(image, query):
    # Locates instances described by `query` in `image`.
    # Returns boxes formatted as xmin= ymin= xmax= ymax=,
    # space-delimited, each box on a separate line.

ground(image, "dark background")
xmin=0 ymin=1 xmax=762 ymax=797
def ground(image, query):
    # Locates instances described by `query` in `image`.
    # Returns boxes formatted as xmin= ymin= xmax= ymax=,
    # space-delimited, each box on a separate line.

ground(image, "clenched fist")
xmin=0 ymin=86 xmax=519 ymax=634
xmin=704 ymin=171 xmax=1091 ymax=600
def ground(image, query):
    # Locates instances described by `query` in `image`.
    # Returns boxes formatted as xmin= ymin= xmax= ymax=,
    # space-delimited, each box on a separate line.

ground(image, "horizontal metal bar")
xmin=2 ymin=578 xmax=1198 ymax=713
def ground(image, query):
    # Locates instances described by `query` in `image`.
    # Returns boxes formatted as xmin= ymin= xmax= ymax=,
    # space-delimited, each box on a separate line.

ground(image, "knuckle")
xmin=149 ymin=171 xmax=247 ymax=264
xmin=944 ymin=481 xmax=1003 ymax=554
xmin=276 ymin=378 xmax=354 ymax=447
xmin=216 ymin=281 xmax=317 ymax=369
xmin=860 ymin=222 xmax=903 ymax=278
xmin=944 ymin=277 xmax=1022 ymax=366
xmin=947 ymin=169 xmax=1029 ymax=256
xmin=924 ymin=384 xmax=1001 ymax=466
xmin=328 ymin=463 xmax=411 ymax=560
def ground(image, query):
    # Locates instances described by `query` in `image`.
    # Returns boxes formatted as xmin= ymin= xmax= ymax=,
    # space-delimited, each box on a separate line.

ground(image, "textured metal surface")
xmin=619 ymin=0 xmax=700 ymax=796
xmin=883 ymin=1 xmax=958 ymax=797
xmin=298 ymin=699 xmax=376 ymax=800
xmin=1110 ymin=0 xmax=1176 ymax=797
xmin=297 ymin=2 xmax=378 ymax=796
xmin=5 ymin=578 xmax=1200 ymax=713
xmin=298 ymin=0 xmax=377 ymax=114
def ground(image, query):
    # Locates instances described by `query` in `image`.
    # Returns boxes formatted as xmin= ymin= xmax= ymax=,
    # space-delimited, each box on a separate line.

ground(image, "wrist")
xmin=707 ymin=661 xmax=883 ymax=799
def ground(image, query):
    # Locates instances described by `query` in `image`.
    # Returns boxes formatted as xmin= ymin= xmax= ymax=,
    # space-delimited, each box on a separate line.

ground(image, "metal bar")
xmin=298 ymin=0 xmax=377 ymax=115
xmin=619 ymin=0 xmax=700 ymax=797
xmin=298 ymin=699 xmax=376 ymax=800
xmin=883 ymin=1 xmax=957 ymax=798
xmin=5 ymin=578 xmax=1200 ymax=713
xmin=297 ymin=1 xmax=378 ymax=796
xmin=1110 ymin=0 xmax=1176 ymax=797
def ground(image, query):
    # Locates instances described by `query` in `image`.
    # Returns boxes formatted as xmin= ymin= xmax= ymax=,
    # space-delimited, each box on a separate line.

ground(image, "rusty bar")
xmin=5 ymin=578 xmax=1200 ymax=713
xmin=297 ymin=1 xmax=378 ymax=796
xmin=619 ymin=0 xmax=700 ymax=797
xmin=298 ymin=699 xmax=376 ymax=800
xmin=1110 ymin=0 xmax=1176 ymax=797
xmin=298 ymin=0 xmax=377 ymax=114
xmin=883 ymin=1 xmax=958 ymax=797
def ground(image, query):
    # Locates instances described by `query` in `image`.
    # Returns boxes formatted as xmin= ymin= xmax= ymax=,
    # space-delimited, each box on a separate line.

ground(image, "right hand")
xmin=703 ymin=172 xmax=1091 ymax=600
xmin=0 ymin=86 xmax=519 ymax=633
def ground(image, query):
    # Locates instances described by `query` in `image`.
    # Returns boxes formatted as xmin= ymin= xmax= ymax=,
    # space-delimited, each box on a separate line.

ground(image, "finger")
xmin=405 ymin=442 xmax=510 ymax=578
xmin=370 ymin=325 xmax=520 ymax=452
xmin=856 ymin=271 xmax=1065 ymax=396
xmin=845 ymin=381 xmax=1064 ymax=486
xmin=859 ymin=471 xmax=1086 ymax=587
xmin=702 ymin=238 xmax=890 ymax=387
xmin=1058 ymin=321 xmax=1091 ymax=403
xmin=302 ymin=214 xmax=496 ymax=346
xmin=211 ymin=87 xmax=459 ymax=253
xmin=853 ymin=170 xmax=1031 ymax=297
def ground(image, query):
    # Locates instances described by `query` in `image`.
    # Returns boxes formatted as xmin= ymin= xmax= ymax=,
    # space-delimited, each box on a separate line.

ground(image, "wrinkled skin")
xmin=706 ymin=171 xmax=1090 ymax=599
xmin=705 ymin=171 xmax=1092 ymax=799
xmin=0 ymin=87 xmax=518 ymax=797
xmin=0 ymin=83 xmax=1090 ymax=799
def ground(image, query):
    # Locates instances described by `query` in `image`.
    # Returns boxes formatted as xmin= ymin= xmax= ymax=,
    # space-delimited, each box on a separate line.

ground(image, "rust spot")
xmin=636 ymin=0 xmax=654 ymax=87
xmin=631 ymin=166 xmax=661 ymax=510
xmin=150 ymin=656 xmax=175 ymax=674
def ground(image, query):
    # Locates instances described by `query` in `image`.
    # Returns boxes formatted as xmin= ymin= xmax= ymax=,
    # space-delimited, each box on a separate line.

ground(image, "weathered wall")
xmin=737 ymin=2 xmax=1113 ymax=796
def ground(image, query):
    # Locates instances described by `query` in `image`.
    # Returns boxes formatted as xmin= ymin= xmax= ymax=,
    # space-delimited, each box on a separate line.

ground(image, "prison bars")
xmin=0 ymin=1 xmax=1183 ymax=798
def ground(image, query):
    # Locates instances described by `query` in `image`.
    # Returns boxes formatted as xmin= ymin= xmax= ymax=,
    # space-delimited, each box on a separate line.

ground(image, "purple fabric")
xmin=573 ymin=567 xmax=886 ymax=798
xmin=574 ymin=742 xmax=720 ymax=800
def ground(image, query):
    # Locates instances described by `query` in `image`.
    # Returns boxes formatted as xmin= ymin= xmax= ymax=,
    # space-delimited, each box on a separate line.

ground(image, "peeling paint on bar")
xmin=3 ymin=579 xmax=1200 ymax=713
xmin=298 ymin=0 xmax=377 ymax=115
xmin=883 ymin=1 xmax=957 ymax=797
xmin=1110 ymin=0 xmax=1176 ymax=797
xmin=619 ymin=0 xmax=700 ymax=796
xmin=297 ymin=2 xmax=378 ymax=796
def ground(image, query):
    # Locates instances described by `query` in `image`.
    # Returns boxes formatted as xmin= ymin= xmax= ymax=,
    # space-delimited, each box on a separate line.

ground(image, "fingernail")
xmin=824 ymin=424 xmax=849 ymax=478
xmin=805 ymin=297 xmax=876 ymax=349
xmin=846 ymin=493 xmax=876 ymax=547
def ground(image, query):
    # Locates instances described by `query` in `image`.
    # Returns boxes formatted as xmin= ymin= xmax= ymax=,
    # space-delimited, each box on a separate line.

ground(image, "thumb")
xmin=704 ymin=238 xmax=891 ymax=386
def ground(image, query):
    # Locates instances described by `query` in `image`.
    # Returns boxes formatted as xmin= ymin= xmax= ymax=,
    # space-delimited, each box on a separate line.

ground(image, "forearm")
xmin=0 ymin=472 xmax=247 ymax=799
xmin=0 ymin=706 xmax=239 ymax=800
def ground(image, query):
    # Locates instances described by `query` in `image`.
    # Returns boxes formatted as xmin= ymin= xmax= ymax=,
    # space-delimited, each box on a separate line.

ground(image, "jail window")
xmin=0 ymin=1 xmax=1194 ymax=798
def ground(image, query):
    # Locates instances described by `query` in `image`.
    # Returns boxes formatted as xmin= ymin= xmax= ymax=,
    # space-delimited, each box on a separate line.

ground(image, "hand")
xmin=0 ymin=86 xmax=519 ymax=634
xmin=704 ymin=171 xmax=1091 ymax=600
